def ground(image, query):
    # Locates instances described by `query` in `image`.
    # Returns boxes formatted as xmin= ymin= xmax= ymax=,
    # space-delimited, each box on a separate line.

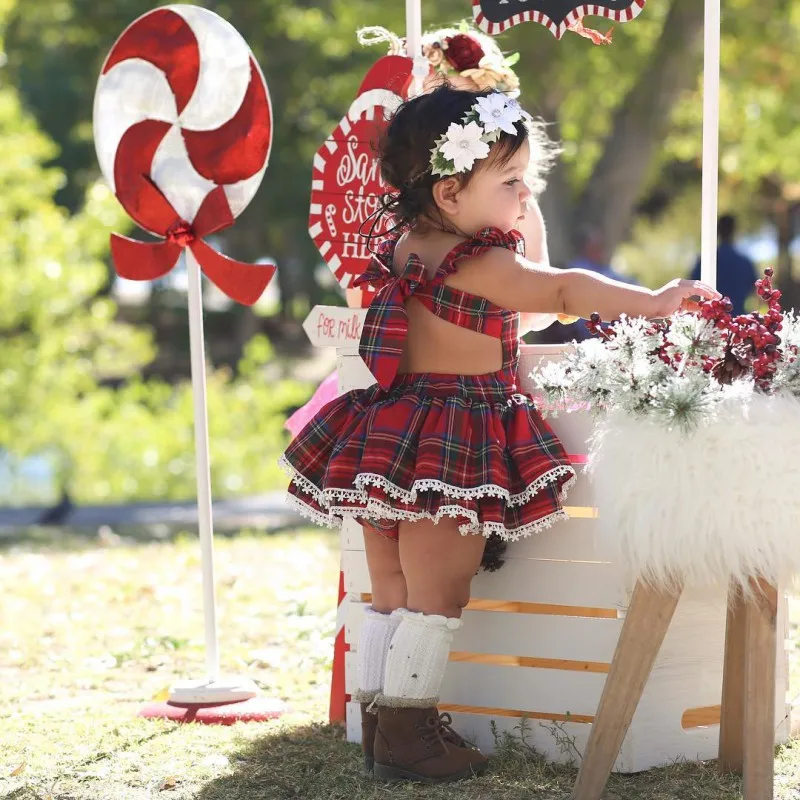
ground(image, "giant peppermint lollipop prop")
xmin=94 ymin=5 xmax=282 ymax=721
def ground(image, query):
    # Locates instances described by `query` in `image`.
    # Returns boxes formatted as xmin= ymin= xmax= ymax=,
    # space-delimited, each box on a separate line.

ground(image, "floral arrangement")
xmin=430 ymin=94 xmax=530 ymax=176
xmin=532 ymin=269 xmax=800 ymax=431
xmin=423 ymin=31 xmax=521 ymax=94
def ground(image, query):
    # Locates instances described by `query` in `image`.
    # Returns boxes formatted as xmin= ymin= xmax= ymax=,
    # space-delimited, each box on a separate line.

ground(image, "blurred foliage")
xmin=668 ymin=0 xmax=800 ymax=192
xmin=54 ymin=336 xmax=310 ymax=502
xmin=0 ymin=1 xmax=311 ymax=504
xmin=0 ymin=3 xmax=150 ymax=488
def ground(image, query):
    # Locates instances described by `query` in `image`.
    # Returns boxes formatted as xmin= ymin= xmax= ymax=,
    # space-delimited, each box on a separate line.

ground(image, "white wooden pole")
xmin=406 ymin=0 xmax=425 ymax=96
xmin=700 ymin=0 xmax=721 ymax=288
xmin=168 ymin=250 xmax=259 ymax=704
xmin=185 ymin=248 xmax=221 ymax=683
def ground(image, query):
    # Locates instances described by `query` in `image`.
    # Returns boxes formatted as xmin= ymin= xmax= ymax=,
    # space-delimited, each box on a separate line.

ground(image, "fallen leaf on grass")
xmin=159 ymin=776 xmax=178 ymax=791
xmin=10 ymin=762 xmax=26 ymax=776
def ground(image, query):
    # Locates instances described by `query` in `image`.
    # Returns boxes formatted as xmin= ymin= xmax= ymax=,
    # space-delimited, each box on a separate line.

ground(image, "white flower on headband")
xmin=475 ymin=93 xmax=523 ymax=135
xmin=439 ymin=121 xmax=491 ymax=173
xmin=430 ymin=94 xmax=528 ymax=177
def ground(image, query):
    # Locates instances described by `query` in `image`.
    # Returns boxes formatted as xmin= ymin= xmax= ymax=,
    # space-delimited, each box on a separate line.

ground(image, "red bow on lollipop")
xmin=110 ymin=118 xmax=274 ymax=307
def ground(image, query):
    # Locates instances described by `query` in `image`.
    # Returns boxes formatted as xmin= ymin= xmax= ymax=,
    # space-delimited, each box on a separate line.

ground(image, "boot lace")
xmin=417 ymin=714 xmax=446 ymax=750
xmin=416 ymin=712 xmax=471 ymax=750
xmin=437 ymin=712 xmax=469 ymax=747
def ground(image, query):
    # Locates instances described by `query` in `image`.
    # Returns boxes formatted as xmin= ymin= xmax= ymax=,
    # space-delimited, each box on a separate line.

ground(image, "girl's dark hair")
xmin=366 ymin=84 xmax=556 ymax=236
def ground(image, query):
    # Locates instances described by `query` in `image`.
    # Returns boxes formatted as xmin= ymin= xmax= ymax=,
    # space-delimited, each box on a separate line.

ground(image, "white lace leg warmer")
xmin=377 ymin=608 xmax=462 ymax=708
xmin=352 ymin=607 xmax=401 ymax=703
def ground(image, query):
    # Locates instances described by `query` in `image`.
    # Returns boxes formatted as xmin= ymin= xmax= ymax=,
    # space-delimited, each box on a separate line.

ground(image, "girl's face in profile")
xmin=439 ymin=140 xmax=532 ymax=236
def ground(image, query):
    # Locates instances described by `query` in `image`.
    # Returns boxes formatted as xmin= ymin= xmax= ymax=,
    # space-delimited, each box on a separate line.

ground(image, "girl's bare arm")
xmin=448 ymin=248 xmax=720 ymax=319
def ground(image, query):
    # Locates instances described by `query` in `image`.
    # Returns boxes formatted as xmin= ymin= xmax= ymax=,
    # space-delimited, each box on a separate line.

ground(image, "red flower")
xmin=444 ymin=34 xmax=485 ymax=72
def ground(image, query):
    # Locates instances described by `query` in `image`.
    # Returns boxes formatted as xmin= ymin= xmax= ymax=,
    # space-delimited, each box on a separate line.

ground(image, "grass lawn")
xmin=1 ymin=526 xmax=798 ymax=800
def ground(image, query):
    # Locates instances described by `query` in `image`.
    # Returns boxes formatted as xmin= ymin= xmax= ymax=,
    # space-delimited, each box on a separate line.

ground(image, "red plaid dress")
xmin=280 ymin=227 xmax=575 ymax=569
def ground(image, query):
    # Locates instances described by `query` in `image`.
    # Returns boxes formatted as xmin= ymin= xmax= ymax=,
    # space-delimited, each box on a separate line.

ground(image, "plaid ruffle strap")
xmin=354 ymin=253 xmax=428 ymax=390
xmin=444 ymin=227 xmax=526 ymax=272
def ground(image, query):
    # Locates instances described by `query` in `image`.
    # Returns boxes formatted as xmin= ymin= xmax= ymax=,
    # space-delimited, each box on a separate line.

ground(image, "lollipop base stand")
xmin=139 ymin=677 xmax=286 ymax=724
xmin=169 ymin=676 xmax=260 ymax=704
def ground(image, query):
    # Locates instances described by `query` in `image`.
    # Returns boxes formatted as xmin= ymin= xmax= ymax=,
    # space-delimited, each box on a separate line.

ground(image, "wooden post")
xmin=572 ymin=582 xmax=682 ymax=800
xmin=719 ymin=585 xmax=746 ymax=774
xmin=743 ymin=579 xmax=778 ymax=800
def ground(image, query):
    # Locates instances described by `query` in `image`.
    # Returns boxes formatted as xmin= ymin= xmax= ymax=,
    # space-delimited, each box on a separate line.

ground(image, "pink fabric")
xmin=285 ymin=371 xmax=341 ymax=439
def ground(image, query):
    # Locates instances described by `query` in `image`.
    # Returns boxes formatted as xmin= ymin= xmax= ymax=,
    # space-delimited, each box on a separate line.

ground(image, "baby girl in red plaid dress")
xmin=280 ymin=85 xmax=717 ymax=783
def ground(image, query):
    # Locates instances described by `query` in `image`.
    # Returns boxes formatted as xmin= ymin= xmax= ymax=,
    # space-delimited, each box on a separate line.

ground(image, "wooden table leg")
xmin=572 ymin=582 xmax=682 ymax=800
xmin=719 ymin=584 xmax=746 ymax=774
xmin=743 ymin=579 xmax=778 ymax=800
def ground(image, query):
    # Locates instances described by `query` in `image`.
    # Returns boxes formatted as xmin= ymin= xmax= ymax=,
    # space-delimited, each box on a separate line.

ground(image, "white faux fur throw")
xmin=588 ymin=392 xmax=800 ymax=591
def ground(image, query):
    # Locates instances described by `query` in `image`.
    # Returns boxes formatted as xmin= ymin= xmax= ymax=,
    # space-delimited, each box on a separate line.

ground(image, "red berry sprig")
xmin=586 ymin=268 xmax=784 ymax=392
xmin=586 ymin=311 xmax=614 ymax=341
xmin=700 ymin=267 xmax=783 ymax=390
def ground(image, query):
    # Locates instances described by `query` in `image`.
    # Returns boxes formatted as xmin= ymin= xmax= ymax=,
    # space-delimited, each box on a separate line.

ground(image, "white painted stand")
xmin=327 ymin=336 xmax=795 ymax=772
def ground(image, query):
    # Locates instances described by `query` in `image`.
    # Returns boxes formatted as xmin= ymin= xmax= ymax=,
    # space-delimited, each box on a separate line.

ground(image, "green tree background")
xmin=1 ymin=0 xmax=799 ymax=505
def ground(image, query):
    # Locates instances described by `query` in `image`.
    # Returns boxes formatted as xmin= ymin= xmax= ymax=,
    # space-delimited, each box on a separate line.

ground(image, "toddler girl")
xmin=280 ymin=85 xmax=717 ymax=783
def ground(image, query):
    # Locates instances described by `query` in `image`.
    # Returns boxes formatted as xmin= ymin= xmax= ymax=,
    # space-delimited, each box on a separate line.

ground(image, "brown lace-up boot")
xmin=360 ymin=703 xmax=379 ymax=772
xmin=372 ymin=706 xmax=488 ymax=783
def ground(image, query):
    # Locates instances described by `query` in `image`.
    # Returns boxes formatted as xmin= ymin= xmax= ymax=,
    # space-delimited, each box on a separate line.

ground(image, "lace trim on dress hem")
xmin=284 ymin=486 xmax=570 ymax=542
xmin=278 ymin=456 xmax=576 ymax=510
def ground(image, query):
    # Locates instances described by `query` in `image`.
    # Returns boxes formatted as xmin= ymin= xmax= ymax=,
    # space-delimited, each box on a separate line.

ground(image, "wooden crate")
xmin=335 ymin=342 xmax=794 ymax=772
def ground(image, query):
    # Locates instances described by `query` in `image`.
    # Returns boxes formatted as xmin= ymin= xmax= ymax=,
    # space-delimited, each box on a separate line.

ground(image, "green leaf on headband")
xmin=503 ymin=52 xmax=520 ymax=67
xmin=430 ymin=140 xmax=457 ymax=177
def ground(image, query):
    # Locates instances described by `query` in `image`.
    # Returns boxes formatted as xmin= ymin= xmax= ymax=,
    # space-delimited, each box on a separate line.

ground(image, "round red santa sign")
xmin=309 ymin=55 xmax=412 ymax=306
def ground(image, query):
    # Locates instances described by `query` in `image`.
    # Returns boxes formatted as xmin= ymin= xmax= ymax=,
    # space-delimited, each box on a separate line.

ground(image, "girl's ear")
xmin=431 ymin=177 xmax=461 ymax=216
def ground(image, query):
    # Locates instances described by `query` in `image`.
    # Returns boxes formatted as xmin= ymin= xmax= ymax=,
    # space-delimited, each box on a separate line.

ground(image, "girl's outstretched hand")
xmin=651 ymin=279 xmax=721 ymax=318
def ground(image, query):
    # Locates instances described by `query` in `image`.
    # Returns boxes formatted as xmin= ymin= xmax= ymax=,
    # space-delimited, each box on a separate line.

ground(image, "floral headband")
xmin=423 ymin=32 xmax=520 ymax=95
xmin=430 ymin=94 xmax=530 ymax=177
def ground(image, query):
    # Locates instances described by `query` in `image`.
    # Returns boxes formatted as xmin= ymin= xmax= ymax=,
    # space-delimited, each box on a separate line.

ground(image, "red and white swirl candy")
xmin=94 ymin=5 xmax=274 ymax=305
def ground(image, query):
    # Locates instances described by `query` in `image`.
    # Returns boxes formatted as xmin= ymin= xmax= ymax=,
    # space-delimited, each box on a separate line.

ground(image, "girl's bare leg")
xmin=399 ymin=518 xmax=485 ymax=618
xmin=363 ymin=522 xmax=407 ymax=613
xmin=372 ymin=519 xmax=489 ymax=782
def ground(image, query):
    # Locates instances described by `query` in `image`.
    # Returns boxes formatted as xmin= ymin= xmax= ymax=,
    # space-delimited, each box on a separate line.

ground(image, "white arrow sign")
xmin=303 ymin=305 xmax=368 ymax=349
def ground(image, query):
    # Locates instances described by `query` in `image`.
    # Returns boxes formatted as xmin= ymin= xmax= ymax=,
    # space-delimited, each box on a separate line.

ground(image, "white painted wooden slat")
xmin=342 ymin=549 xmax=627 ymax=610
xmin=345 ymin=700 xmax=361 ymax=744
xmin=345 ymin=602 xmax=621 ymax=662
xmin=344 ymin=650 xmax=607 ymax=717
xmin=336 ymin=353 xmax=375 ymax=392
xmin=339 ymin=517 xmax=363 ymax=550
